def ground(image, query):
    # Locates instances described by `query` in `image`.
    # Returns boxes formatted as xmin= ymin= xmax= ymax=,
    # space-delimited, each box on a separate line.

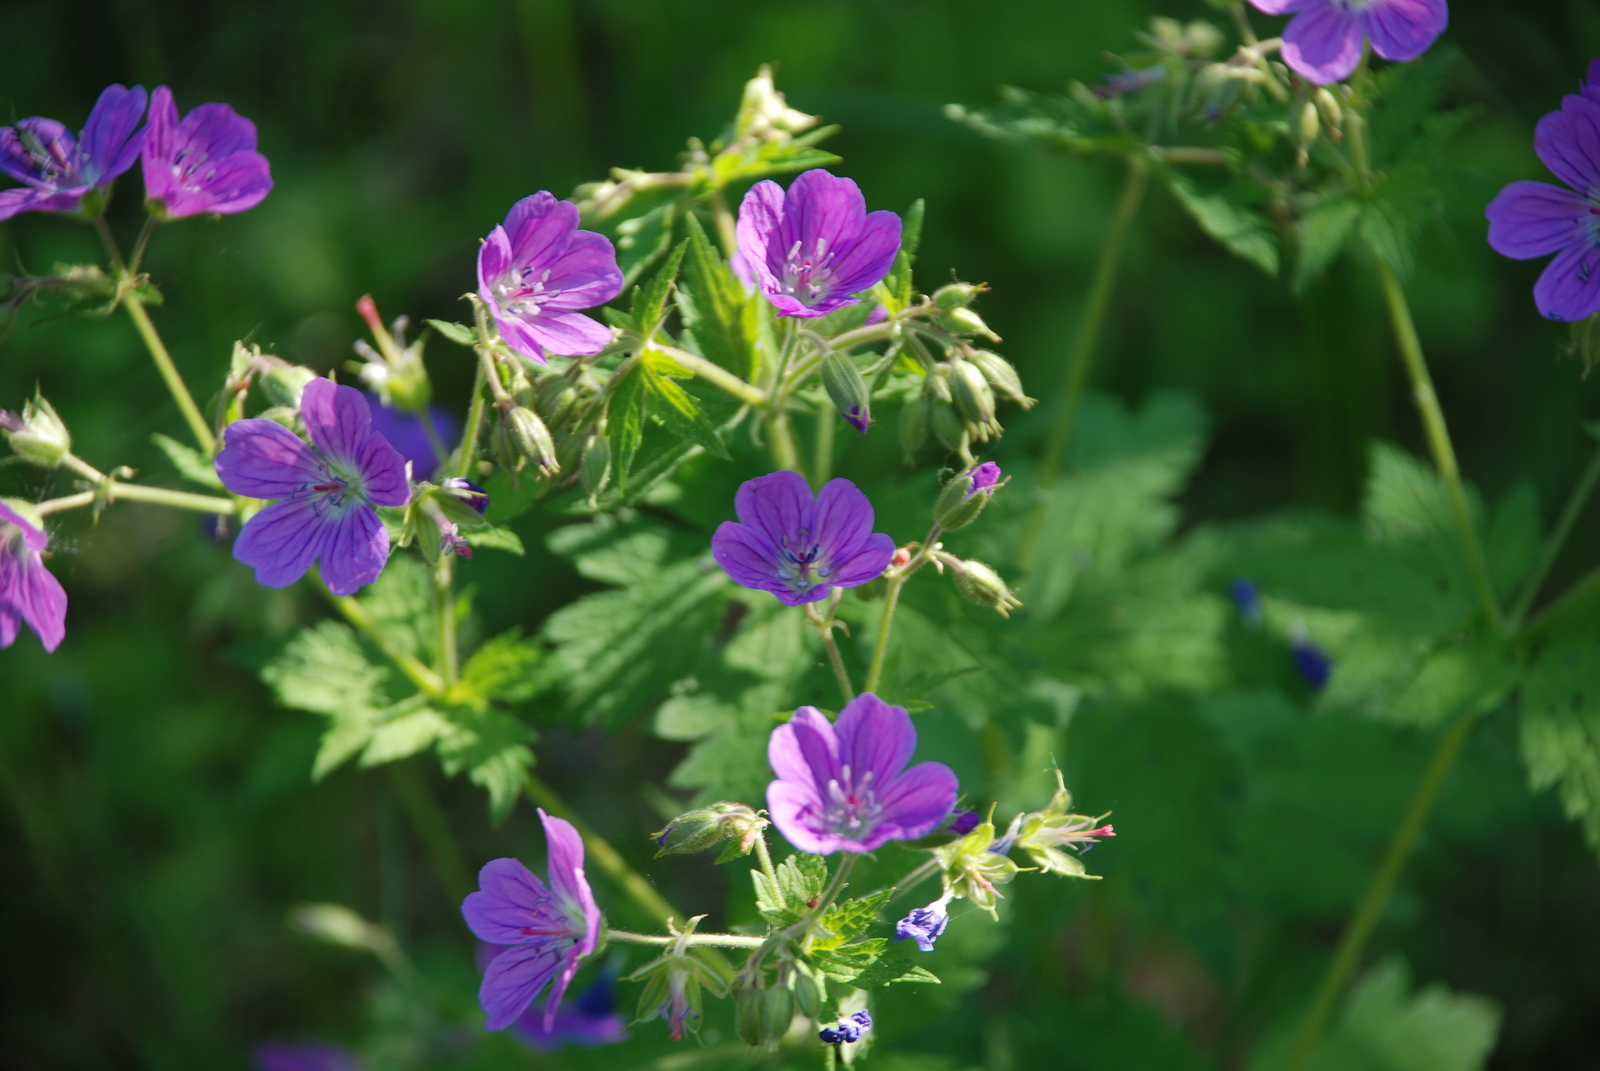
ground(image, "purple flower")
xmin=441 ymin=477 xmax=489 ymax=514
xmin=967 ymin=462 xmax=1001 ymax=495
xmin=767 ymin=693 xmax=959 ymax=855
xmin=0 ymin=501 xmax=67 ymax=653
xmin=819 ymin=1011 xmax=873 ymax=1046
xmin=0 ymin=84 xmax=147 ymax=221
xmin=1291 ymin=631 xmax=1333 ymax=690
xmin=711 ymin=471 xmax=895 ymax=607
xmin=1486 ymin=64 xmax=1600 ymax=322
xmin=477 ymin=192 xmax=624 ymax=364
xmin=735 ymin=169 xmax=902 ymax=318
xmin=365 ymin=394 xmax=460 ymax=478
xmin=140 ymin=86 xmax=272 ymax=219
xmin=461 ymin=809 xmax=601 ymax=1032
xmin=514 ymin=970 xmax=627 ymax=1051
xmin=894 ymin=900 xmax=950 ymax=952
xmin=947 ymin=808 xmax=981 ymax=836
xmin=215 ymin=378 xmax=409 ymax=596
xmin=251 ymin=1041 xmax=362 ymax=1071
xmin=1247 ymin=0 xmax=1448 ymax=85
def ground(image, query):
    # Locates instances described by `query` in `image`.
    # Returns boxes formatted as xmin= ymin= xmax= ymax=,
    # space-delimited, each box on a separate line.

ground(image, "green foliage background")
xmin=3 ymin=0 xmax=1600 ymax=1068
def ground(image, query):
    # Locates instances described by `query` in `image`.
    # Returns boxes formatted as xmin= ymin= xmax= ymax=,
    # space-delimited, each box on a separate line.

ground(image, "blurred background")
xmin=3 ymin=1 xmax=1600 ymax=1068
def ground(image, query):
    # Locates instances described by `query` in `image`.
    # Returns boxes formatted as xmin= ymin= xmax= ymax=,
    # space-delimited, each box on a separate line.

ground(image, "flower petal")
xmin=481 ymin=942 xmax=564 ymax=1031
xmin=463 ymin=857 xmax=556 ymax=944
xmin=1535 ymin=95 xmax=1600 ymax=195
xmin=0 ymin=118 xmax=75 ymax=187
xmin=710 ymin=521 xmax=784 ymax=593
xmin=873 ymin=761 xmax=959 ymax=842
xmin=1280 ymin=5 xmax=1365 ymax=85
xmin=736 ymin=180 xmax=788 ymax=293
xmin=160 ymin=151 xmax=273 ymax=217
xmin=139 ymin=87 xmax=180 ymax=200
xmin=1362 ymin=0 xmax=1447 ymax=63
xmin=0 ymin=500 xmax=49 ymax=553
xmin=79 ymin=84 xmax=148 ymax=184
xmin=504 ymin=192 xmax=580 ymax=267
xmin=507 ymin=308 xmax=614 ymax=358
xmin=317 ymin=504 xmax=389 ymax=596
xmin=1533 ymin=239 xmax=1600 ymax=322
xmin=823 ymin=533 xmax=895 ymax=589
xmin=353 ymin=431 xmax=410 ymax=508
xmin=1486 ymin=180 xmax=1590 ymax=259
xmin=176 ymin=100 xmax=259 ymax=160
xmin=811 ymin=478 xmax=877 ymax=562
xmin=778 ymin=170 xmax=866 ymax=270
xmin=493 ymin=311 xmax=549 ymax=364
xmin=734 ymin=469 xmax=814 ymax=549
xmin=770 ymin=705 xmax=838 ymax=787
xmin=1247 ymin=0 xmax=1313 ymax=12
xmin=834 ymin=693 xmax=917 ymax=788
xmin=216 ymin=418 xmax=326 ymax=499
xmin=478 ymin=224 xmax=515 ymax=304
xmin=233 ymin=497 xmax=330 ymax=589
xmin=538 ymin=811 xmax=599 ymax=957
xmin=301 ymin=378 xmax=374 ymax=467
xmin=0 ymin=186 xmax=56 ymax=221
xmin=766 ymin=779 xmax=834 ymax=854
xmin=540 ymin=230 xmax=624 ymax=310
xmin=14 ymin=551 xmax=67 ymax=652
xmin=827 ymin=209 xmax=902 ymax=296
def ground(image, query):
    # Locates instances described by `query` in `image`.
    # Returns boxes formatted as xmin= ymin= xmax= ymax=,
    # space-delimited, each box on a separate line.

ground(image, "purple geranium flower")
xmin=735 ymin=169 xmax=902 ymax=318
xmin=711 ymin=471 xmax=895 ymax=607
xmin=967 ymin=461 xmax=1001 ymax=495
xmin=514 ymin=969 xmax=627 ymax=1051
xmin=0 ymin=84 xmax=147 ymax=221
xmin=1247 ymin=0 xmax=1447 ymax=85
xmin=462 ymin=809 xmax=601 ymax=1032
xmin=477 ymin=192 xmax=624 ymax=364
xmin=1486 ymin=63 xmax=1600 ymax=322
xmin=947 ymin=808 xmax=981 ymax=836
xmin=365 ymin=393 xmax=460 ymax=479
xmin=894 ymin=899 xmax=950 ymax=952
xmin=0 ymin=501 xmax=67 ymax=653
xmin=767 ymin=693 xmax=959 ymax=855
xmin=140 ymin=85 xmax=272 ymax=219
xmin=215 ymin=378 xmax=409 ymax=596
xmin=251 ymin=1041 xmax=362 ymax=1071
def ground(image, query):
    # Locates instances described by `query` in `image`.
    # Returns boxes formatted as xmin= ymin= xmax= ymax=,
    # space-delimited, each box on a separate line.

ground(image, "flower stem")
xmin=886 ymin=859 xmax=943 ymax=905
xmin=1284 ymin=712 xmax=1480 ymax=1071
xmin=127 ymin=214 xmax=158 ymax=276
xmin=768 ymin=409 xmax=803 ymax=475
xmin=1016 ymin=155 xmax=1148 ymax=571
xmin=806 ymin=601 xmax=855 ymax=704
xmin=1374 ymin=258 xmax=1504 ymax=631
xmin=608 ymin=929 xmax=768 ymax=949
xmin=1508 ymin=436 xmax=1600 ymax=629
xmin=813 ymin=401 xmax=835 ymax=489
xmin=656 ymin=344 xmax=768 ymax=407
xmin=752 ymin=833 xmax=782 ymax=905
xmin=433 ymin=554 xmax=458 ymax=688
xmin=320 ymin=580 xmax=446 ymax=698
xmin=97 ymin=481 xmax=235 ymax=513
xmin=863 ymin=528 xmax=941 ymax=694
xmin=454 ymin=353 xmax=490 ymax=481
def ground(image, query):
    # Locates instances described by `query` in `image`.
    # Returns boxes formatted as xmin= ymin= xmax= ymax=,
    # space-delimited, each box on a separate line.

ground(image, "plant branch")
xmin=864 ymin=528 xmax=941 ymax=694
xmin=656 ymin=344 xmax=768 ymax=408
xmin=1509 ymin=436 xmax=1600 ymax=628
xmin=320 ymin=580 xmax=446 ymax=699
xmin=806 ymin=601 xmax=855 ymax=703
xmin=608 ymin=929 xmax=768 ymax=949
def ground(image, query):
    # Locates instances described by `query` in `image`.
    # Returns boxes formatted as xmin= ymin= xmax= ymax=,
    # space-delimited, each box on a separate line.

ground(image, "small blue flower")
xmin=819 ymin=1010 xmax=873 ymax=1045
xmin=1291 ymin=633 xmax=1333 ymax=691
xmin=1231 ymin=578 xmax=1262 ymax=628
xmin=894 ymin=901 xmax=950 ymax=952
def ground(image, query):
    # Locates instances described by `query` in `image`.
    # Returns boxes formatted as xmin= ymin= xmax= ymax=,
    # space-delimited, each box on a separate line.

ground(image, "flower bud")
xmin=898 ymin=395 xmax=930 ymax=456
xmin=938 ymin=306 xmax=1000 ymax=341
xmin=735 ymin=984 xmax=766 ymax=1046
xmin=932 ymin=282 xmax=981 ymax=311
xmin=259 ymin=364 xmax=318 ymax=409
xmin=1296 ymin=101 xmax=1320 ymax=149
xmin=791 ymin=963 xmax=822 ymax=1019
xmin=951 ymin=559 xmax=1023 ymax=618
xmin=581 ymin=434 xmax=612 ymax=499
xmin=935 ymin=820 xmax=1018 ymax=918
xmin=1011 ymin=769 xmax=1116 ymax=879
xmin=502 ymin=406 xmax=560 ymax=476
xmin=933 ymin=462 xmax=1003 ymax=530
xmin=536 ymin=380 xmax=580 ymax=430
xmin=762 ymin=980 xmax=794 ymax=1041
xmin=950 ymin=360 xmax=996 ymax=427
xmin=653 ymin=801 xmax=769 ymax=859
xmin=821 ymin=351 xmax=871 ymax=434
xmin=931 ymin=399 xmax=966 ymax=453
xmin=0 ymin=392 xmax=71 ymax=468
xmin=1314 ymin=87 xmax=1343 ymax=132
xmin=967 ymin=349 xmax=1034 ymax=408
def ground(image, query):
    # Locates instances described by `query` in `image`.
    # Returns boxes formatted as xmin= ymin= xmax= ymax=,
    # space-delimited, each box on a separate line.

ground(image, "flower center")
xmin=169 ymin=145 xmax=216 ymax=193
xmin=823 ymin=765 xmax=884 ymax=838
xmin=494 ymin=266 xmax=564 ymax=319
xmin=14 ymin=126 xmax=78 ymax=186
xmin=780 ymin=238 xmax=838 ymax=306
xmin=1327 ymin=0 xmax=1378 ymax=10
xmin=776 ymin=526 xmax=832 ymax=592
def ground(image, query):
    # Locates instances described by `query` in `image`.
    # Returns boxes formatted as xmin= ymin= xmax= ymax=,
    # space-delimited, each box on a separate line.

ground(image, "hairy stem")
xmin=608 ymin=929 xmax=768 ymax=949
xmin=1285 ymin=712 xmax=1479 ymax=1071
xmin=656 ymin=344 xmax=768 ymax=407
xmin=864 ymin=529 xmax=940 ymax=694
xmin=434 ymin=554 xmax=458 ymax=687
xmin=752 ymin=834 xmax=782 ymax=905
xmin=455 ymin=354 xmax=490 ymax=481
xmin=321 ymin=581 xmax=446 ymax=698
xmin=1374 ymin=259 xmax=1504 ymax=631
xmin=95 ymin=481 xmax=235 ymax=513
xmin=1509 ymin=437 xmax=1600 ymax=628
xmin=806 ymin=601 xmax=855 ymax=704
xmin=1016 ymin=155 xmax=1148 ymax=571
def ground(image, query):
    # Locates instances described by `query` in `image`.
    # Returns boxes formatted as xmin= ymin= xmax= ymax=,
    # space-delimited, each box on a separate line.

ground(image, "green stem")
xmin=126 ymin=297 xmax=216 ymax=456
xmin=812 ymin=401 xmax=835 ymax=488
xmin=99 ymin=481 xmax=235 ymax=513
xmin=886 ymin=859 xmax=943 ymax=905
xmin=454 ymin=355 xmax=490 ymax=480
xmin=322 ymin=581 xmax=446 ymax=699
xmin=1374 ymin=258 xmax=1504 ymax=631
xmin=388 ymin=762 xmax=473 ymax=904
xmin=1523 ymin=563 xmax=1600 ymax=639
xmin=1285 ymin=712 xmax=1479 ymax=1071
xmin=806 ymin=602 xmax=855 ymax=704
xmin=434 ymin=554 xmax=458 ymax=687
xmin=1509 ymin=437 xmax=1600 ymax=628
xmin=127 ymin=214 xmax=158 ymax=276
xmin=656 ymin=344 xmax=768 ymax=407
xmin=608 ymin=929 xmax=768 ymax=949
xmin=752 ymin=834 xmax=782 ymax=905
xmin=768 ymin=409 xmax=803 ymax=475
xmin=863 ymin=529 xmax=941 ymax=694
xmin=34 ymin=491 xmax=97 ymax=516
xmin=1016 ymin=155 xmax=1148 ymax=571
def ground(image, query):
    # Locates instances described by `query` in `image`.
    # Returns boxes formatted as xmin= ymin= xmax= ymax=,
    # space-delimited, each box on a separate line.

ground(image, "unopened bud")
xmin=503 ymin=406 xmax=560 ymax=475
xmin=933 ymin=462 xmax=1004 ymax=530
xmin=792 ymin=964 xmax=822 ymax=1019
xmin=653 ymin=802 xmax=768 ymax=858
xmin=932 ymin=282 xmax=982 ymax=311
xmin=536 ymin=381 xmax=580 ymax=429
xmin=951 ymin=559 xmax=1023 ymax=618
xmin=581 ymin=434 xmax=612 ymax=498
xmin=899 ymin=395 xmax=930 ymax=456
xmin=950 ymin=360 xmax=996 ymax=426
xmin=821 ymin=351 xmax=871 ymax=434
xmin=0 ymin=392 xmax=71 ymax=468
xmin=1185 ymin=20 xmax=1225 ymax=58
xmin=931 ymin=399 xmax=965 ymax=453
xmin=735 ymin=985 xmax=766 ymax=1046
xmin=259 ymin=364 xmax=318 ymax=409
xmin=1297 ymin=101 xmax=1320 ymax=148
xmin=292 ymin=903 xmax=380 ymax=950
xmin=967 ymin=350 xmax=1033 ymax=408
xmin=938 ymin=306 xmax=1000 ymax=341
xmin=762 ymin=981 xmax=793 ymax=1041
xmin=1314 ymin=88 xmax=1343 ymax=131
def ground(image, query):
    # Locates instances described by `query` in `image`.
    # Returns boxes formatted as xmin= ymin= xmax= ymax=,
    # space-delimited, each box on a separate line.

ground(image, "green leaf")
xmin=631 ymin=237 xmax=689 ymax=340
xmin=436 ymin=708 xmax=535 ymax=823
xmin=460 ymin=629 xmax=544 ymax=706
xmin=640 ymin=347 xmax=731 ymax=459
xmin=901 ymin=197 xmax=925 ymax=260
xmin=710 ymin=125 xmax=842 ymax=186
xmin=1522 ymin=631 xmax=1600 ymax=853
xmin=461 ymin=526 xmax=524 ymax=556
xmin=359 ymin=703 xmax=450 ymax=766
xmin=813 ymin=890 xmax=894 ymax=951
xmin=947 ymin=85 xmax=1134 ymax=156
xmin=808 ymin=944 xmax=940 ymax=987
xmin=259 ymin=620 xmax=391 ymax=779
xmin=150 ymin=433 xmax=223 ymax=489
xmin=678 ymin=213 xmax=755 ymax=378
xmin=753 ymin=851 xmax=829 ymax=927
xmin=606 ymin=359 xmax=649 ymax=488
xmin=1163 ymin=168 xmax=1279 ymax=277
xmin=426 ymin=319 xmax=477 ymax=347
xmin=1294 ymin=196 xmax=1362 ymax=292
